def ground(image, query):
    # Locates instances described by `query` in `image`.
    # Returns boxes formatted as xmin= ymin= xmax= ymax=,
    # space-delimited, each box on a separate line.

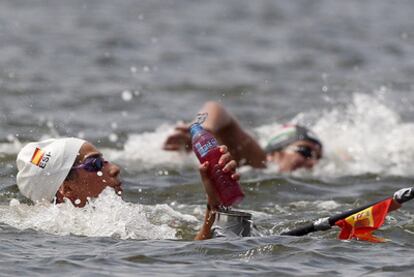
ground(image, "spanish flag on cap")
xmin=31 ymin=147 xmax=45 ymax=166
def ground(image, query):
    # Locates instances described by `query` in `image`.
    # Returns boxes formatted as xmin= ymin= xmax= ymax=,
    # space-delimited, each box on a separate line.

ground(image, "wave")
xmin=0 ymin=188 xmax=198 ymax=239
xmin=106 ymin=92 xmax=414 ymax=177
xmin=6 ymin=92 xmax=414 ymax=178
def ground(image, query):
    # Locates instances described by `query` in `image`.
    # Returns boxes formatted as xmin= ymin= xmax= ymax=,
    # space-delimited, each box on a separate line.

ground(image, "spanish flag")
xmin=335 ymin=198 xmax=393 ymax=242
xmin=31 ymin=147 xmax=44 ymax=166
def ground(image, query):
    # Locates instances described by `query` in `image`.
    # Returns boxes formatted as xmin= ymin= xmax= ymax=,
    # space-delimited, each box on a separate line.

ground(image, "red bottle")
xmin=190 ymin=123 xmax=244 ymax=206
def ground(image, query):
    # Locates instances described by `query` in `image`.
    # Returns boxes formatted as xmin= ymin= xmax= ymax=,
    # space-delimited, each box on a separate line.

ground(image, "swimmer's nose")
xmin=108 ymin=163 xmax=121 ymax=177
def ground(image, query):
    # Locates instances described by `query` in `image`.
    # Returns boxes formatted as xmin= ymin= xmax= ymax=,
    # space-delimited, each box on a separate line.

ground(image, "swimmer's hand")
xmin=195 ymin=145 xmax=239 ymax=240
xmin=198 ymin=145 xmax=240 ymax=210
xmin=163 ymin=123 xmax=192 ymax=152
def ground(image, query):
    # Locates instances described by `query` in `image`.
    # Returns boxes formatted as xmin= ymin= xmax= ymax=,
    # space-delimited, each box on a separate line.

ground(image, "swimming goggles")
xmin=286 ymin=145 xmax=320 ymax=160
xmin=72 ymin=156 xmax=107 ymax=172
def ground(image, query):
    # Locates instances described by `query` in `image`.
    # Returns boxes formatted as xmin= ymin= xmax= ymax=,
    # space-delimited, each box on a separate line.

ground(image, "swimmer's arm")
xmin=163 ymin=101 xmax=266 ymax=167
xmin=194 ymin=206 xmax=215 ymax=240
xmin=194 ymin=147 xmax=240 ymax=240
xmin=194 ymin=161 xmax=221 ymax=241
xmin=199 ymin=101 xmax=266 ymax=168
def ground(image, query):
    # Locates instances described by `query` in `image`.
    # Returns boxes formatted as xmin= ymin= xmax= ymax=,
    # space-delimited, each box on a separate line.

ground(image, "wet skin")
xmin=56 ymin=142 xmax=122 ymax=207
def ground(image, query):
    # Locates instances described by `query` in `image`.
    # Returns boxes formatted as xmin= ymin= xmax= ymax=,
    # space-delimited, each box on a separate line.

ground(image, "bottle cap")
xmin=190 ymin=123 xmax=204 ymax=137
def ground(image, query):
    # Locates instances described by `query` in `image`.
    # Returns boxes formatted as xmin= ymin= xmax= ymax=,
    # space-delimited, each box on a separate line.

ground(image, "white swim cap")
xmin=264 ymin=124 xmax=322 ymax=153
xmin=16 ymin=138 xmax=85 ymax=202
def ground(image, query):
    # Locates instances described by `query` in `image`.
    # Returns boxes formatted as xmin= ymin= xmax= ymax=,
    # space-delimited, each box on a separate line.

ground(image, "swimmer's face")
xmin=267 ymin=140 xmax=322 ymax=172
xmin=56 ymin=142 xmax=122 ymax=207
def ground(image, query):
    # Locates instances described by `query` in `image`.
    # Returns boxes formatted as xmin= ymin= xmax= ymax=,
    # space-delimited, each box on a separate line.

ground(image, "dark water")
xmin=1 ymin=0 xmax=414 ymax=276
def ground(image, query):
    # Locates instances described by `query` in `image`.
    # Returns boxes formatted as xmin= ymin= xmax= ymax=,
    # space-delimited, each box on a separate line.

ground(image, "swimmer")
xmin=164 ymin=101 xmax=323 ymax=172
xmin=16 ymin=137 xmax=239 ymax=240
xmin=16 ymin=138 xmax=122 ymax=207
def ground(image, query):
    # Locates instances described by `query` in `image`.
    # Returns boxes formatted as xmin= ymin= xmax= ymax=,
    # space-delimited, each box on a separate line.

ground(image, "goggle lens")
xmin=72 ymin=157 xmax=106 ymax=172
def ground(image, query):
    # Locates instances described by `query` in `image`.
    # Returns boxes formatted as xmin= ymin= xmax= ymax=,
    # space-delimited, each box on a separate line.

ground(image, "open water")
xmin=1 ymin=0 xmax=414 ymax=276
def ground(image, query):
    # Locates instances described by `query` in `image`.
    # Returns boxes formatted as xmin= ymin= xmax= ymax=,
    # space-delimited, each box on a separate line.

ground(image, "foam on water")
xmin=0 ymin=133 xmax=59 ymax=157
xmin=0 ymin=188 xmax=198 ymax=239
xmin=88 ymin=92 xmax=414 ymax=178
xmin=0 ymin=136 xmax=23 ymax=156
xmin=311 ymin=92 xmax=414 ymax=177
xmin=103 ymin=124 xmax=197 ymax=171
xmin=289 ymin=200 xmax=341 ymax=211
xmin=9 ymin=92 xmax=409 ymax=178
xmin=256 ymin=92 xmax=414 ymax=177
xmin=103 ymin=92 xmax=414 ymax=177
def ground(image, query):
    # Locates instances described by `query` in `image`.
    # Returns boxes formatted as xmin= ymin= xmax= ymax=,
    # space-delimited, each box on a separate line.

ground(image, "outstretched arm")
xmin=200 ymin=101 xmax=266 ymax=167
xmin=194 ymin=146 xmax=240 ymax=240
xmin=163 ymin=101 xmax=266 ymax=168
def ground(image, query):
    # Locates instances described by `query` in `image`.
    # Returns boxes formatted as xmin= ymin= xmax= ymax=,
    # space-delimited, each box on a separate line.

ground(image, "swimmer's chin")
xmin=113 ymin=183 xmax=123 ymax=195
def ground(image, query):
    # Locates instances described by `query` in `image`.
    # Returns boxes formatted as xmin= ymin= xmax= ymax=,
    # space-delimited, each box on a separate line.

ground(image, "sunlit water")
xmin=1 ymin=0 xmax=414 ymax=276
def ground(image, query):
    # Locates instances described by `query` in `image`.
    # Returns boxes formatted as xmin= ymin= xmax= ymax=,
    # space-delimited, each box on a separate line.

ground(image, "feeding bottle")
xmin=190 ymin=118 xmax=244 ymax=206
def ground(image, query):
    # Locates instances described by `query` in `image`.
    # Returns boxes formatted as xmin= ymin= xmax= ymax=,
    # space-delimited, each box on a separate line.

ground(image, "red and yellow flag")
xmin=335 ymin=198 xmax=393 ymax=243
xmin=31 ymin=147 xmax=45 ymax=166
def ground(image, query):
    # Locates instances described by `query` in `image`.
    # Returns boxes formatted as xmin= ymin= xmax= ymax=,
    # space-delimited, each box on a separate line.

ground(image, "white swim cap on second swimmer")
xmin=264 ymin=124 xmax=322 ymax=153
xmin=16 ymin=138 xmax=85 ymax=203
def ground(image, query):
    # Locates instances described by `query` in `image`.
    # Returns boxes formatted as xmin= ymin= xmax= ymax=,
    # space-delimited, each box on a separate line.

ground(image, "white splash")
xmin=102 ymin=124 xmax=197 ymax=170
xmin=311 ymin=93 xmax=414 ymax=177
xmin=102 ymin=92 xmax=414 ymax=177
xmin=0 ymin=137 xmax=22 ymax=156
xmin=257 ymin=92 xmax=414 ymax=177
xmin=289 ymin=200 xmax=341 ymax=210
xmin=0 ymin=188 xmax=198 ymax=240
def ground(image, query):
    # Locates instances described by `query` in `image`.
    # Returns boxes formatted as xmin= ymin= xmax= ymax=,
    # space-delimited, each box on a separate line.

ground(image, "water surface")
xmin=1 ymin=0 xmax=414 ymax=276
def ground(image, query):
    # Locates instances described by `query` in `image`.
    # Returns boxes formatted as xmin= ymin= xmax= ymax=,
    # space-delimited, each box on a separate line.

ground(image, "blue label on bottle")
xmin=195 ymin=138 xmax=218 ymax=158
